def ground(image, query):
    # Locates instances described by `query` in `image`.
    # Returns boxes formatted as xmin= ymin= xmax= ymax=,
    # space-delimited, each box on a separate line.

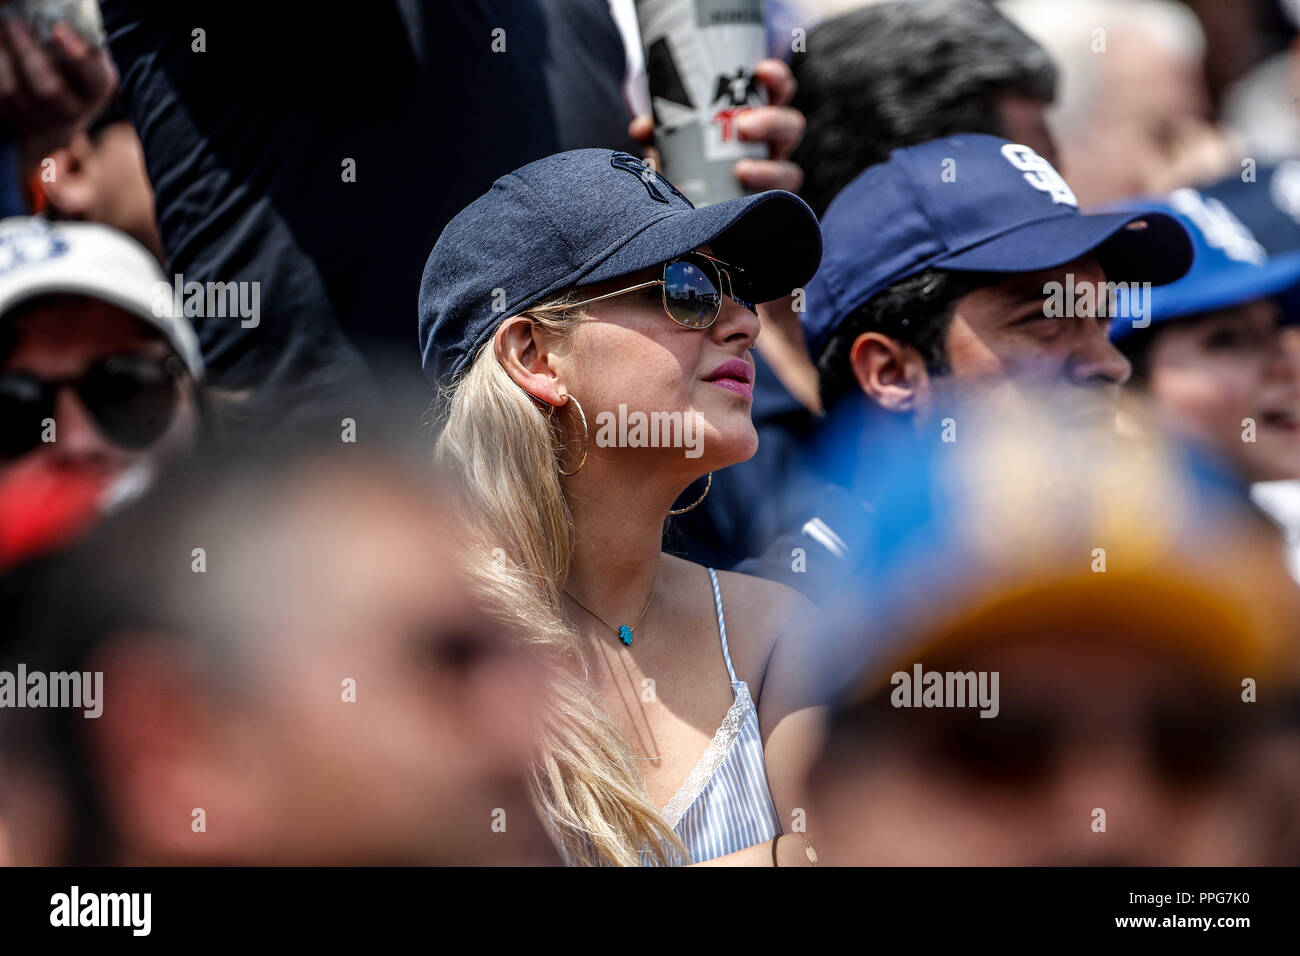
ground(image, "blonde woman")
xmin=419 ymin=149 xmax=827 ymax=865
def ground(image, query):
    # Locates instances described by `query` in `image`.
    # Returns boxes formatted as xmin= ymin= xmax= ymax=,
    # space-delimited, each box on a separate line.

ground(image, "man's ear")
xmin=493 ymin=316 xmax=567 ymax=407
xmin=37 ymin=133 xmax=96 ymax=218
xmin=848 ymin=331 xmax=930 ymax=413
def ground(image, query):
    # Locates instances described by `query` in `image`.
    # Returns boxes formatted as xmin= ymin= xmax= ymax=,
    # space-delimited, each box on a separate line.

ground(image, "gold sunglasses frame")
xmin=564 ymin=252 xmax=756 ymax=329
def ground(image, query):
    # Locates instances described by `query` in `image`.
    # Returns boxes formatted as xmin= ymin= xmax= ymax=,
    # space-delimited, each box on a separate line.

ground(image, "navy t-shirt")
xmin=104 ymin=1 xmax=637 ymax=426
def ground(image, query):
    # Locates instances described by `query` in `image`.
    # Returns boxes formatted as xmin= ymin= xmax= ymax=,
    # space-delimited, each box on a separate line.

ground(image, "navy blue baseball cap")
xmin=1200 ymin=161 xmax=1300 ymax=321
xmin=1200 ymin=160 xmax=1300 ymax=256
xmin=419 ymin=149 xmax=822 ymax=387
xmin=803 ymin=134 xmax=1194 ymax=360
xmin=1108 ymin=188 xmax=1300 ymax=341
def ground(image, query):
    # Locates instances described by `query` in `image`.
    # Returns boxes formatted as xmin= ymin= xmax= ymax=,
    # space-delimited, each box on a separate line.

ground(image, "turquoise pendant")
xmin=618 ymin=625 xmax=634 ymax=646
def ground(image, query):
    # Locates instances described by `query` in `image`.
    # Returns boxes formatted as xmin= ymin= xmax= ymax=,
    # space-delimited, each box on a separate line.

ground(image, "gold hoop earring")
xmin=553 ymin=394 xmax=589 ymax=477
xmin=668 ymin=473 xmax=712 ymax=515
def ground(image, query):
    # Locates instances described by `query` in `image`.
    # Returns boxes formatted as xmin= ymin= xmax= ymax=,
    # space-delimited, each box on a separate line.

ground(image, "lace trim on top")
xmin=660 ymin=680 xmax=753 ymax=829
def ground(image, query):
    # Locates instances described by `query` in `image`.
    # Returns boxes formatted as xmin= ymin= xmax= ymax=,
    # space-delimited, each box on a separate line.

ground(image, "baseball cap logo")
xmin=1168 ymin=188 xmax=1266 ymax=264
xmin=610 ymin=152 xmax=693 ymax=207
xmin=1001 ymin=144 xmax=1078 ymax=208
xmin=0 ymin=222 xmax=69 ymax=276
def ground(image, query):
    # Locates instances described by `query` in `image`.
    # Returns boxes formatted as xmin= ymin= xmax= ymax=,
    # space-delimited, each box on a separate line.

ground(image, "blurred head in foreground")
xmin=2 ymin=441 xmax=553 ymax=865
xmin=805 ymin=406 xmax=1300 ymax=865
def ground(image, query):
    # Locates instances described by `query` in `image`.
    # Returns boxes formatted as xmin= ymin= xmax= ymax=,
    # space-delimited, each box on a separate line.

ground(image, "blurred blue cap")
xmin=1200 ymin=160 xmax=1300 ymax=255
xmin=1108 ymin=187 xmax=1300 ymax=340
xmin=1200 ymin=161 xmax=1300 ymax=321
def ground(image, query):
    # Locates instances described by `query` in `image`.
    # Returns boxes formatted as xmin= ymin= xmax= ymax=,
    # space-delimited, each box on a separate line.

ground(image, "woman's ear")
xmin=849 ymin=331 xmax=930 ymax=413
xmin=493 ymin=316 xmax=567 ymax=407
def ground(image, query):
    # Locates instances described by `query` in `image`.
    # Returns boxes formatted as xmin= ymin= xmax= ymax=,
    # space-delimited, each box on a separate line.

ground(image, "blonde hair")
xmin=432 ymin=296 xmax=688 ymax=866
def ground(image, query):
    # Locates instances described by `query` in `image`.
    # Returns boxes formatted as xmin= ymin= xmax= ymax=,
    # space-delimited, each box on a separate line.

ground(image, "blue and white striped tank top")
xmin=657 ymin=568 xmax=781 ymax=864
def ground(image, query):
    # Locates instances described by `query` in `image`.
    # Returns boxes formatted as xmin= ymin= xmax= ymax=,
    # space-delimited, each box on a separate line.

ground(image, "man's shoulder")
xmin=733 ymin=483 xmax=873 ymax=604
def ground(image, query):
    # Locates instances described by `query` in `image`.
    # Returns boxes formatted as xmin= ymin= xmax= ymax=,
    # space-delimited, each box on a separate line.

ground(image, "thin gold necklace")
xmin=564 ymin=584 xmax=654 ymax=646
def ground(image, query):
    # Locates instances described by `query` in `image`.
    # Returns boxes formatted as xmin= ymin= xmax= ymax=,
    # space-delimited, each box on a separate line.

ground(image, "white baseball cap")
xmin=0 ymin=217 xmax=203 ymax=378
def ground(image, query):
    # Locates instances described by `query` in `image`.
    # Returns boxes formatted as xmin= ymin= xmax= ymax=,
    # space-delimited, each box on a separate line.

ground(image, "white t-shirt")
xmin=1251 ymin=480 xmax=1300 ymax=584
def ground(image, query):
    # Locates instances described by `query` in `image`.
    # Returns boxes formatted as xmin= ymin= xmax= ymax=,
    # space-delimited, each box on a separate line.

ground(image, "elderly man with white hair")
xmin=1001 ymin=0 xmax=1239 ymax=206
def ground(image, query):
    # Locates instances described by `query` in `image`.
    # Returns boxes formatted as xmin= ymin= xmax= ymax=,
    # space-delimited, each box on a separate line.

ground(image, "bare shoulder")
xmin=714 ymin=568 xmax=813 ymax=623
xmin=656 ymin=554 xmax=817 ymax=687
xmin=714 ymin=567 xmax=819 ymax=687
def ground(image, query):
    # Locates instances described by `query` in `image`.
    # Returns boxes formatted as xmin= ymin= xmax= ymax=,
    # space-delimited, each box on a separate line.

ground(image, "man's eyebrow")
xmin=995 ymin=277 xmax=1052 ymax=301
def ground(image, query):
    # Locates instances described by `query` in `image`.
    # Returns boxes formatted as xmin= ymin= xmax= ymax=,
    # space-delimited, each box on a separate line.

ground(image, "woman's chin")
xmin=696 ymin=425 xmax=759 ymax=469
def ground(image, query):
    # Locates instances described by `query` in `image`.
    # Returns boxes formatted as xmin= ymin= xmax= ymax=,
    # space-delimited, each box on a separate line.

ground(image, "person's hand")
xmin=0 ymin=17 xmax=118 ymax=164
xmin=628 ymin=58 xmax=806 ymax=194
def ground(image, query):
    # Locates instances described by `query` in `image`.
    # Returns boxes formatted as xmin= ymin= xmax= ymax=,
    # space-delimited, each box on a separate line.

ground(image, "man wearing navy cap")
xmin=739 ymin=134 xmax=1194 ymax=601
xmin=803 ymin=134 xmax=1191 ymax=431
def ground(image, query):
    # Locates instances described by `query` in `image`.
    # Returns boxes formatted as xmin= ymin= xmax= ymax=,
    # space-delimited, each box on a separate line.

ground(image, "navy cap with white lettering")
xmin=803 ymin=134 xmax=1194 ymax=360
xmin=418 ymin=148 xmax=822 ymax=388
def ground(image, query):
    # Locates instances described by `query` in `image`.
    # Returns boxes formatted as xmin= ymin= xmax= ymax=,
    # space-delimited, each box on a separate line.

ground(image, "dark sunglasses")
xmin=0 ymin=353 xmax=187 ymax=459
xmin=567 ymin=251 xmax=757 ymax=329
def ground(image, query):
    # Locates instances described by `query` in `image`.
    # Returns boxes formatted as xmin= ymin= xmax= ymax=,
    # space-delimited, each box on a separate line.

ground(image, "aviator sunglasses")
xmin=566 ymin=251 xmax=757 ymax=329
xmin=0 ymin=353 xmax=188 ymax=459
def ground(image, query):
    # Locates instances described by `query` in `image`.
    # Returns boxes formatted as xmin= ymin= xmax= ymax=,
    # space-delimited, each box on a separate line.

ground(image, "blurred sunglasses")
xmin=567 ymin=251 xmax=757 ymax=329
xmin=926 ymin=704 xmax=1254 ymax=791
xmin=0 ymin=354 xmax=187 ymax=459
